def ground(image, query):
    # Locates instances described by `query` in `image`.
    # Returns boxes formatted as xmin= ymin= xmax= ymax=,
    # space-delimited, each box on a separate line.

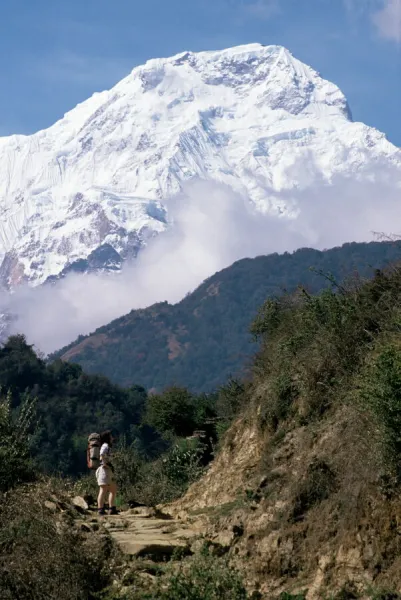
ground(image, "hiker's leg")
xmin=108 ymin=482 xmax=117 ymax=508
xmin=98 ymin=485 xmax=108 ymax=509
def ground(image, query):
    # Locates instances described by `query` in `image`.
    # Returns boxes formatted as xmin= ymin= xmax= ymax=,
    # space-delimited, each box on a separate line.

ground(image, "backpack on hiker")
xmin=87 ymin=433 xmax=101 ymax=469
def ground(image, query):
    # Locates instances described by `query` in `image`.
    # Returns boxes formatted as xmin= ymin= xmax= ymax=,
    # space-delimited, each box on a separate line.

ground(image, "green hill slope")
xmin=54 ymin=240 xmax=401 ymax=392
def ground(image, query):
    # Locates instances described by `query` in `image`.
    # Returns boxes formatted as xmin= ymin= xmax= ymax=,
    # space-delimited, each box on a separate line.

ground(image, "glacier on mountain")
xmin=0 ymin=42 xmax=400 ymax=288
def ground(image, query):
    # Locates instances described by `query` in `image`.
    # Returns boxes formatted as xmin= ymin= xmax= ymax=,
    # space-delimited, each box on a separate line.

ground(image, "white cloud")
xmin=372 ymin=0 xmax=401 ymax=42
xmin=2 ymin=163 xmax=401 ymax=355
xmin=343 ymin=0 xmax=401 ymax=42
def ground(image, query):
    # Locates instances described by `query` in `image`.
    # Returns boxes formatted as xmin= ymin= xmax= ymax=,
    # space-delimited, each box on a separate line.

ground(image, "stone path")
xmin=97 ymin=506 xmax=201 ymax=561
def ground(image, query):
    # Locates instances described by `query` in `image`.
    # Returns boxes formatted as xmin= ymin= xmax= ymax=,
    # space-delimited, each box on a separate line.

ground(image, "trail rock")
xmin=102 ymin=509 xmax=200 ymax=561
xmin=72 ymin=496 xmax=89 ymax=512
xmin=127 ymin=507 xmax=156 ymax=518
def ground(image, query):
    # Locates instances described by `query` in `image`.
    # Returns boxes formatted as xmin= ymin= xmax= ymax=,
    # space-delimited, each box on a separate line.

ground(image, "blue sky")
xmin=1 ymin=0 xmax=400 ymax=145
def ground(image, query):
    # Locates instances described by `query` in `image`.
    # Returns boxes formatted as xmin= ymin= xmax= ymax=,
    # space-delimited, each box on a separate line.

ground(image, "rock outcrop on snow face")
xmin=0 ymin=43 xmax=400 ymax=288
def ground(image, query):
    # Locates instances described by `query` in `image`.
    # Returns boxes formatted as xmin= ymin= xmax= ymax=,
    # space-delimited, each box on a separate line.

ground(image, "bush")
xmin=0 ymin=484 xmax=113 ymax=600
xmin=144 ymin=387 xmax=197 ymax=437
xmin=291 ymin=459 xmax=337 ymax=521
xmin=112 ymin=436 xmax=143 ymax=500
xmin=368 ymin=590 xmax=401 ymax=600
xmin=148 ymin=546 xmax=248 ymax=600
xmin=113 ymin=436 xmax=207 ymax=506
xmin=261 ymin=370 xmax=298 ymax=431
xmin=0 ymin=389 xmax=37 ymax=492
xmin=162 ymin=437 xmax=206 ymax=487
xmin=359 ymin=344 xmax=401 ymax=479
xmin=216 ymin=379 xmax=246 ymax=422
xmin=252 ymin=269 xmax=401 ymax=428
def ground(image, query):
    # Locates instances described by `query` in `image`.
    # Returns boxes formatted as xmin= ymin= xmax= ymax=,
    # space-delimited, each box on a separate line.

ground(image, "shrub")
xmin=144 ymin=387 xmax=197 ymax=437
xmin=252 ymin=268 xmax=401 ymax=428
xmin=113 ymin=436 xmax=207 ymax=506
xmin=0 ymin=389 xmax=37 ymax=492
xmin=98 ymin=548 xmax=249 ymax=599
xmin=359 ymin=344 xmax=401 ymax=479
xmin=216 ymin=379 xmax=246 ymax=418
xmin=150 ymin=546 xmax=248 ymax=600
xmin=261 ymin=370 xmax=298 ymax=431
xmin=136 ymin=457 xmax=185 ymax=506
xmin=112 ymin=436 xmax=143 ymax=500
xmin=0 ymin=484 xmax=112 ymax=600
xmin=368 ymin=590 xmax=401 ymax=600
xmin=291 ymin=459 xmax=337 ymax=521
xmin=162 ymin=437 xmax=206 ymax=487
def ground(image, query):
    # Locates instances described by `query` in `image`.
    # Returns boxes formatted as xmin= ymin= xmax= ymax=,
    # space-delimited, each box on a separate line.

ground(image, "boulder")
xmin=72 ymin=496 xmax=89 ymax=512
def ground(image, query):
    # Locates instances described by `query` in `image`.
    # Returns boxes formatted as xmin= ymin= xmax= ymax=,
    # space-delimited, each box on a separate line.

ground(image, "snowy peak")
xmin=102 ymin=43 xmax=353 ymax=130
xmin=0 ymin=43 xmax=399 ymax=288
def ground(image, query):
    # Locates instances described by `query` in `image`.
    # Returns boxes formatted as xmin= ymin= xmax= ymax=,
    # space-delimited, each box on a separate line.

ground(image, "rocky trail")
xmin=97 ymin=506 xmax=201 ymax=561
xmin=67 ymin=497 xmax=205 ymax=563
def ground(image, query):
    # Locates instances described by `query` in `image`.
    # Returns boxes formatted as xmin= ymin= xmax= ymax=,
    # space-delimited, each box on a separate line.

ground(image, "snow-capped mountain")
xmin=0 ymin=43 xmax=400 ymax=288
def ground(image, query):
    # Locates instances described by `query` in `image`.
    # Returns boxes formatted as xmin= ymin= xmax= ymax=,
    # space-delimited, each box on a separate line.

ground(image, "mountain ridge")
xmin=53 ymin=239 xmax=401 ymax=392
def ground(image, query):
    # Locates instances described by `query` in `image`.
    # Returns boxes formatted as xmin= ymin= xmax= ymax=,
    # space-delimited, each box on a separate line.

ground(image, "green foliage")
xmin=0 ymin=335 xmax=149 ymax=476
xmin=250 ymin=297 xmax=283 ymax=339
xmin=52 ymin=241 xmax=401 ymax=393
xmin=0 ymin=336 xmax=221 ymax=486
xmin=145 ymin=387 xmax=197 ymax=437
xmin=215 ymin=378 xmax=246 ymax=424
xmin=367 ymin=590 xmax=401 ymax=600
xmin=0 ymin=388 xmax=37 ymax=492
xmin=265 ymin=369 xmax=298 ymax=431
xmin=359 ymin=344 xmax=401 ymax=478
xmin=0 ymin=484 xmax=112 ymax=600
xmin=148 ymin=547 xmax=248 ymax=600
xmin=253 ymin=267 xmax=401 ymax=428
xmin=112 ymin=435 xmax=207 ymax=506
xmin=112 ymin=436 xmax=143 ymax=499
xmin=162 ymin=437 xmax=206 ymax=487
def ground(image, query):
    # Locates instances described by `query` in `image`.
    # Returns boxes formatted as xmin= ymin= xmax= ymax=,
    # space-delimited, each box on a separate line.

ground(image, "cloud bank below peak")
xmin=2 ymin=164 xmax=401 ymax=355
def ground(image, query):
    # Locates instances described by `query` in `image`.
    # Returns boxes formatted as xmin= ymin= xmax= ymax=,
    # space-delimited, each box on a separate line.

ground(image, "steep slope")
xmin=1 ymin=43 xmax=400 ymax=287
xmin=54 ymin=240 xmax=401 ymax=392
xmin=166 ymin=263 xmax=401 ymax=599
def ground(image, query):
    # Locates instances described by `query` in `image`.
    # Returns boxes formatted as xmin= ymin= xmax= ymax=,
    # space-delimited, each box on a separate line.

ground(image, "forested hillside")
xmin=54 ymin=240 xmax=401 ymax=391
xmin=0 ymin=335 xmax=148 ymax=475
xmin=0 ymin=335 xmax=225 ymax=479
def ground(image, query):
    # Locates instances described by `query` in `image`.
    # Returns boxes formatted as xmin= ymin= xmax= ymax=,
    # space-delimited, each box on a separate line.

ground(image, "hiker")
xmin=96 ymin=430 xmax=118 ymax=516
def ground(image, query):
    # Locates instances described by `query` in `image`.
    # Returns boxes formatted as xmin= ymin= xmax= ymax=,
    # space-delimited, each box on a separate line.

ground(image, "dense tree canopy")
xmin=0 ymin=335 xmax=148 ymax=475
xmin=0 ymin=336 xmax=225 ymax=477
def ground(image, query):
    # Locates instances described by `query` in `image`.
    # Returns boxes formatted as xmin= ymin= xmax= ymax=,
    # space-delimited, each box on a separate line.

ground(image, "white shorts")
xmin=96 ymin=465 xmax=115 ymax=486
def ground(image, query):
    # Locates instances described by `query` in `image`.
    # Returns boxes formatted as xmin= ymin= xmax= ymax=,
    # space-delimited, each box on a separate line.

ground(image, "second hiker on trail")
xmin=96 ymin=430 xmax=118 ymax=516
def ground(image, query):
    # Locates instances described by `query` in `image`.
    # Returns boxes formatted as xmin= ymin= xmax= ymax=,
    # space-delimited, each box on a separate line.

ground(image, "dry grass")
xmin=0 ymin=480 xmax=115 ymax=600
